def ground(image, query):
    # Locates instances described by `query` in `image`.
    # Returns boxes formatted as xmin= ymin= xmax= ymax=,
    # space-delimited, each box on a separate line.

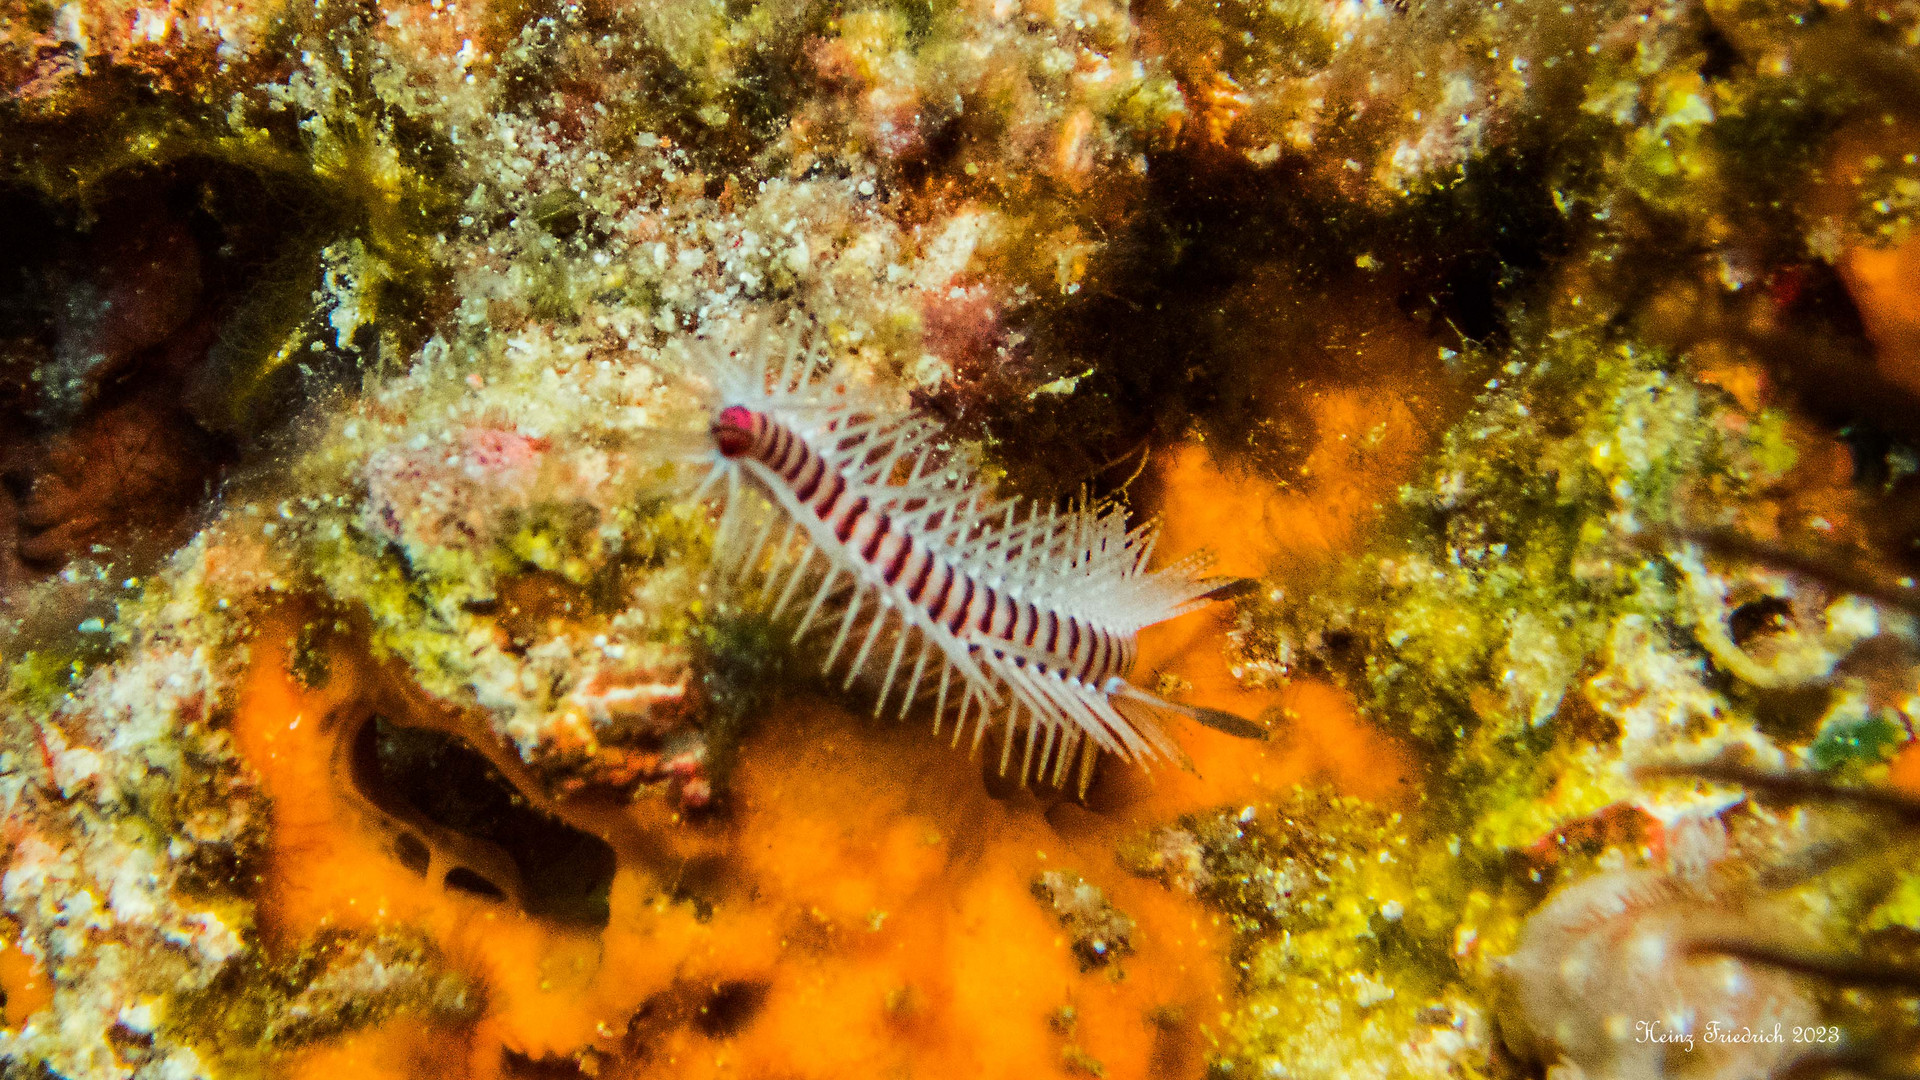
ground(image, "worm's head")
xmin=711 ymin=405 xmax=756 ymax=458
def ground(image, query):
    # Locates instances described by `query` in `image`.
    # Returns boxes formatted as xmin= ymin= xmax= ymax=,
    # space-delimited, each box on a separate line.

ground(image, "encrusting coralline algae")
xmin=5 ymin=0 xmax=1920 ymax=1077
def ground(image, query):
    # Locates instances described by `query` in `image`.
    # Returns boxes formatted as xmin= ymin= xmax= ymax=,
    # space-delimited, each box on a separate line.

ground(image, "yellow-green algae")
xmin=1126 ymin=789 xmax=1509 ymax=1080
xmin=1165 ymin=317 xmax=1917 ymax=1077
xmin=1252 ymin=331 xmax=1781 ymax=842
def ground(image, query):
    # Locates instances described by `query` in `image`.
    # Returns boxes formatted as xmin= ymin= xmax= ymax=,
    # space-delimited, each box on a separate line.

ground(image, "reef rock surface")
xmin=5 ymin=0 xmax=1920 ymax=1077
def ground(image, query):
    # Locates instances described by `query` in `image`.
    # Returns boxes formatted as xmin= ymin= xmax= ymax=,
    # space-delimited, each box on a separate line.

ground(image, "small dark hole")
xmin=1750 ymin=683 xmax=1838 ymax=742
xmin=443 ymin=866 xmax=508 ymax=900
xmin=979 ymin=749 xmax=1028 ymax=802
xmin=1697 ymin=22 xmax=1742 ymax=81
xmin=694 ymin=981 xmax=768 ymax=1039
xmin=106 ymin=1021 xmax=154 ymax=1064
xmin=670 ymin=854 xmax=733 ymax=923
xmin=501 ymin=1048 xmax=590 ymax=1079
xmin=350 ymin=715 xmax=617 ymax=927
xmin=1729 ymin=595 xmax=1795 ymax=648
xmin=394 ymin=831 xmax=430 ymax=876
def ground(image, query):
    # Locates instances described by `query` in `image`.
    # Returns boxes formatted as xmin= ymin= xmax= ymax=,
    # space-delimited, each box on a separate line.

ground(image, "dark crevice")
xmin=0 ymin=156 xmax=347 ymax=589
xmin=622 ymin=977 xmax=773 ymax=1057
xmin=443 ymin=866 xmax=509 ymax=901
xmin=1697 ymin=21 xmax=1744 ymax=82
xmin=394 ymin=831 xmax=431 ymax=876
xmin=956 ymin=139 xmax=1568 ymax=502
xmin=693 ymin=981 xmax=769 ymax=1039
xmin=349 ymin=714 xmax=618 ymax=927
xmin=1729 ymin=595 xmax=1796 ymax=648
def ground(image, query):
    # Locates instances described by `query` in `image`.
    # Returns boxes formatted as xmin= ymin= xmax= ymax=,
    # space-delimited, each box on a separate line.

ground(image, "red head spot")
xmin=712 ymin=406 xmax=756 ymax=458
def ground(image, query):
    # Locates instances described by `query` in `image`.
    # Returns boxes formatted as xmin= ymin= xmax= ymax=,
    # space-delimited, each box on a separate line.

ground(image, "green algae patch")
xmin=1246 ymin=331 xmax=1769 ymax=839
xmin=1171 ymin=318 xmax=1907 ymax=1077
xmin=167 ymin=927 xmax=478 ymax=1069
xmin=1809 ymin=711 xmax=1906 ymax=773
xmin=1126 ymin=790 xmax=1512 ymax=1080
xmin=5 ymin=650 xmax=95 ymax=716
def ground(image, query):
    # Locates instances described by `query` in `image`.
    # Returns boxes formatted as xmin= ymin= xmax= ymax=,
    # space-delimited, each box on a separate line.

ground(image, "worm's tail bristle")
xmin=1198 ymin=577 xmax=1262 ymax=604
xmin=974 ymin=710 xmax=1107 ymax=795
xmin=1110 ymin=683 xmax=1268 ymax=741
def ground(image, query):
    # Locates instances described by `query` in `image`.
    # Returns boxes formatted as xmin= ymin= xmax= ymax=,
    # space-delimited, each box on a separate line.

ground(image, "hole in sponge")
xmin=694 ymin=981 xmax=769 ymax=1039
xmin=350 ymin=715 xmax=617 ymax=927
xmin=443 ymin=866 xmax=508 ymax=901
xmin=500 ymin=1048 xmax=593 ymax=1079
xmin=1729 ymin=595 xmax=1796 ymax=648
xmin=394 ymin=831 xmax=431 ymax=876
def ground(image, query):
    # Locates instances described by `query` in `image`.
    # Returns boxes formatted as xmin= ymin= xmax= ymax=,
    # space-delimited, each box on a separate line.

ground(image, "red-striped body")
xmin=712 ymin=404 xmax=1137 ymax=687
xmin=690 ymin=325 xmax=1264 ymax=790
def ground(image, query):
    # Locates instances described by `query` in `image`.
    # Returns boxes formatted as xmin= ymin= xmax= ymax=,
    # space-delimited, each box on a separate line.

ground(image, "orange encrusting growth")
xmin=283 ymin=1018 xmax=479 ymax=1080
xmin=236 ymin=618 xmax=780 ymax=1079
xmin=0 ymin=938 xmax=52 ymax=1029
xmin=1142 ymin=393 xmax=1429 ymax=807
xmin=1817 ymin=119 xmax=1920 ymax=401
xmin=1153 ymin=391 xmax=1430 ymax=581
xmin=242 ymin=627 xmax=1403 ymax=1080
xmin=1889 ymin=739 xmax=1920 ymax=798
xmin=237 ymin=403 xmax=1423 ymax=1079
xmin=1842 ymin=235 xmax=1920 ymax=399
xmin=674 ymin=710 xmax=1234 ymax=1080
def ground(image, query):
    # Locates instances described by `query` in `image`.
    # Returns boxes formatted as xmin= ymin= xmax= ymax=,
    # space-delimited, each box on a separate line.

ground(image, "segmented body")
xmin=715 ymin=404 xmax=1144 ymax=682
xmin=691 ymin=331 xmax=1236 ymax=789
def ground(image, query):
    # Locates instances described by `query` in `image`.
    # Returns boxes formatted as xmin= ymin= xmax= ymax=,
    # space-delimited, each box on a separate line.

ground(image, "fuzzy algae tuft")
xmin=1125 ymin=790 xmax=1495 ymax=1080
